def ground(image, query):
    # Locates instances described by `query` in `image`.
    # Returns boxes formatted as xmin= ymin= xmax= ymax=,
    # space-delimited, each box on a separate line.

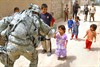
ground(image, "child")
xmin=84 ymin=24 xmax=97 ymax=50
xmin=13 ymin=7 xmax=20 ymax=17
xmin=67 ymin=15 xmax=74 ymax=33
xmin=40 ymin=3 xmax=52 ymax=27
xmin=89 ymin=3 xmax=96 ymax=22
xmin=64 ymin=4 xmax=69 ymax=21
xmin=54 ymin=25 xmax=68 ymax=60
xmin=40 ymin=3 xmax=53 ymax=56
xmin=84 ymin=4 xmax=89 ymax=21
xmin=14 ymin=7 xmax=20 ymax=13
xmin=70 ymin=16 xmax=80 ymax=40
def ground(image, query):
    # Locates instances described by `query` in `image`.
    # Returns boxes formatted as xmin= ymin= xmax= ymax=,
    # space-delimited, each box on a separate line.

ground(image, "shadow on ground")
xmin=70 ymin=38 xmax=85 ymax=41
xmin=90 ymin=47 xmax=100 ymax=51
xmin=78 ymin=38 xmax=85 ymax=41
xmin=87 ymin=21 xmax=100 ymax=23
xmin=55 ymin=56 xmax=76 ymax=67
xmin=93 ymin=21 xmax=100 ymax=23
xmin=37 ymin=49 xmax=55 ymax=54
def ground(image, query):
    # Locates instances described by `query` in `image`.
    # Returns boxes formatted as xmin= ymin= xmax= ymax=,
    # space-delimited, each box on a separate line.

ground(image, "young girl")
xmin=84 ymin=24 xmax=97 ymax=50
xmin=54 ymin=25 xmax=68 ymax=60
xmin=67 ymin=15 xmax=74 ymax=33
xmin=70 ymin=16 xmax=80 ymax=40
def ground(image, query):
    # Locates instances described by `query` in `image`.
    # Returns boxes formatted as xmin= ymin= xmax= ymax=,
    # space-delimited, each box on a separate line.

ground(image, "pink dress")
xmin=55 ymin=32 xmax=68 ymax=57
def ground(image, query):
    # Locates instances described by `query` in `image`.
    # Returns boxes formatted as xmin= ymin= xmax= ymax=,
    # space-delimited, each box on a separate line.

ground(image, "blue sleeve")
xmin=72 ymin=20 xmax=74 ymax=24
xmin=67 ymin=20 xmax=69 ymax=25
xmin=72 ymin=21 xmax=75 ymax=26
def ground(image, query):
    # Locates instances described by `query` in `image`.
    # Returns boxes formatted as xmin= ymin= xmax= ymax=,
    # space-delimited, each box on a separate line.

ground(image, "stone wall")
xmin=0 ymin=0 xmax=68 ymax=19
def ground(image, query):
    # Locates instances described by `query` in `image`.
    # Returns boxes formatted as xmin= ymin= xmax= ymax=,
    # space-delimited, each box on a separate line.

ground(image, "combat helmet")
xmin=29 ymin=4 xmax=41 ymax=14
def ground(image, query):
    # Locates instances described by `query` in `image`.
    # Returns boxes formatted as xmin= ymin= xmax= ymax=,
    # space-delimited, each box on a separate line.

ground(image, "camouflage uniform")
xmin=0 ymin=4 xmax=56 ymax=67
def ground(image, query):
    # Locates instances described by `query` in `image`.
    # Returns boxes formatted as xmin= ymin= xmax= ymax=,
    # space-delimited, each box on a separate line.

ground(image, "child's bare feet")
xmin=84 ymin=48 xmax=91 ymax=51
xmin=62 ymin=56 xmax=67 ymax=60
xmin=87 ymin=49 xmax=91 ymax=51
xmin=84 ymin=47 xmax=87 ymax=49
xmin=63 ymin=56 xmax=67 ymax=59
xmin=75 ymin=38 xmax=78 ymax=40
xmin=58 ymin=57 xmax=61 ymax=60
xmin=70 ymin=38 xmax=73 ymax=40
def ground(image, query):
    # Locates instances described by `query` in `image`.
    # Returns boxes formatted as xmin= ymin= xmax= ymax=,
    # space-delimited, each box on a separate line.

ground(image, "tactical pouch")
xmin=38 ymin=36 xmax=46 ymax=41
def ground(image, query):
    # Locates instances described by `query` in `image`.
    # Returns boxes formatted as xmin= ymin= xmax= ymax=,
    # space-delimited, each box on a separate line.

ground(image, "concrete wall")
xmin=0 ymin=0 xmax=68 ymax=19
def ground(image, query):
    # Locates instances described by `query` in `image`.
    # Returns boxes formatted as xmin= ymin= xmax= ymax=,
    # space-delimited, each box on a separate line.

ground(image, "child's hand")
xmin=54 ymin=33 xmax=56 ymax=38
xmin=64 ymin=44 xmax=66 ymax=48
xmin=83 ymin=36 xmax=85 ymax=38
xmin=84 ymin=35 xmax=87 ymax=38
xmin=64 ymin=41 xmax=68 ymax=48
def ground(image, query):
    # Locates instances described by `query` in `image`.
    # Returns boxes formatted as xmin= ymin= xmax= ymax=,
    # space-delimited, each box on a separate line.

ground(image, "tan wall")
xmin=0 ymin=0 xmax=68 ymax=19
xmin=51 ymin=0 xmax=63 ymax=19
xmin=79 ymin=0 xmax=90 ymax=6
xmin=0 ymin=0 xmax=51 ymax=18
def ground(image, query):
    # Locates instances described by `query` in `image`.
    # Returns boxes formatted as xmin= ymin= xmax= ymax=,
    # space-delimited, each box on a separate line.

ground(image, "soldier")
xmin=0 ymin=4 xmax=56 ymax=67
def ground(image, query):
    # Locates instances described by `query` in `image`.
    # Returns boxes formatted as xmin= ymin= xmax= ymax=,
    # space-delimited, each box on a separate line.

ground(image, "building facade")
xmin=0 ymin=0 xmax=70 ymax=19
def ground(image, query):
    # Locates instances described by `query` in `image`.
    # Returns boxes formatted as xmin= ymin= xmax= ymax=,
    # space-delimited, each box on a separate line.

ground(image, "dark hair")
xmin=66 ymin=4 xmax=68 ymax=6
xmin=92 ymin=3 xmax=94 ymax=5
xmin=14 ymin=7 xmax=19 ymax=12
xmin=58 ymin=25 xmax=66 ymax=33
xmin=41 ymin=3 xmax=48 ymax=9
xmin=90 ymin=24 xmax=97 ymax=31
xmin=75 ymin=16 xmax=80 ymax=21
xmin=76 ymin=0 xmax=78 ymax=2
